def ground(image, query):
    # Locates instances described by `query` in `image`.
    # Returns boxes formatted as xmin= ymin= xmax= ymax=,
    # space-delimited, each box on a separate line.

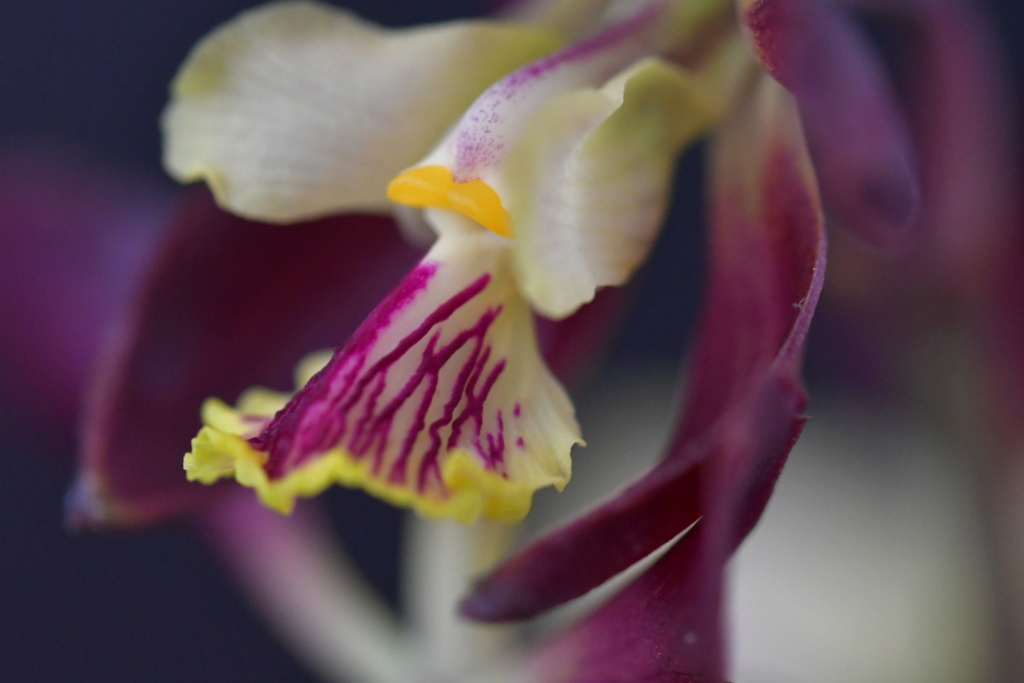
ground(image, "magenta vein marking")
xmin=256 ymin=267 xmax=520 ymax=494
xmin=418 ymin=332 xmax=487 ymax=491
xmin=447 ymin=346 xmax=492 ymax=451
xmin=381 ymin=308 xmax=501 ymax=488
xmin=254 ymin=264 xmax=438 ymax=478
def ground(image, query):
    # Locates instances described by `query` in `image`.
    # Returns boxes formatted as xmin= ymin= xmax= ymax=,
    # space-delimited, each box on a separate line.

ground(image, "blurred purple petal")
xmin=0 ymin=146 xmax=170 ymax=438
xmin=463 ymin=77 xmax=825 ymax=635
xmin=70 ymin=192 xmax=418 ymax=528
xmin=871 ymin=0 xmax=1015 ymax=271
xmin=743 ymin=0 xmax=918 ymax=247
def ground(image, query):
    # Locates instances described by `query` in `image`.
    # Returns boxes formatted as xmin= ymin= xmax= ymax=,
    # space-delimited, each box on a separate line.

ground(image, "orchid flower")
xmin=154 ymin=0 xmax=820 ymax=677
xmin=8 ymin=0 xmax=1009 ymax=680
xmin=164 ymin=0 xmax=745 ymax=523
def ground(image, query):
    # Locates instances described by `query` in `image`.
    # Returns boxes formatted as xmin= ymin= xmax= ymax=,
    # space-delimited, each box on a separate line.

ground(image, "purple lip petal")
xmin=743 ymin=0 xmax=919 ymax=248
xmin=0 ymin=146 xmax=170 ymax=441
xmin=70 ymin=191 xmax=416 ymax=529
xmin=461 ymin=78 xmax=825 ymax=627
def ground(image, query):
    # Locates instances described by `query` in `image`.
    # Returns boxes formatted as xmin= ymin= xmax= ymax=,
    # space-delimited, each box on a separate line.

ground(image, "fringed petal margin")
xmin=187 ymin=212 xmax=581 ymax=524
xmin=462 ymin=73 xmax=825 ymax=668
xmin=162 ymin=0 xmax=559 ymax=222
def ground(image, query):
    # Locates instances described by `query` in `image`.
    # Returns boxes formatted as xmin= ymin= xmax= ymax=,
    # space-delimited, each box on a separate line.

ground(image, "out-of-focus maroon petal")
xmin=868 ymin=0 xmax=1014 ymax=275
xmin=69 ymin=191 xmax=418 ymax=529
xmin=742 ymin=0 xmax=918 ymax=248
xmin=462 ymin=77 xmax=825 ymax=637
xmin=0 ymin=146 xmax=170 ymax=438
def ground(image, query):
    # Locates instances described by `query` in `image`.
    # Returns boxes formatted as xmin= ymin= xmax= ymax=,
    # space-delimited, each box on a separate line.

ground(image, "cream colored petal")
xmin=162 ymin=1 xmax=558 ymax=222
xmin=506 ymin=58 xmax=721 ymax=318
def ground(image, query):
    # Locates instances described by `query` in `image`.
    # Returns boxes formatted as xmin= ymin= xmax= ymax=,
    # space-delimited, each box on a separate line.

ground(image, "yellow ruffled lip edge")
xmin=185 ymin=423 xmax=548 ymax=524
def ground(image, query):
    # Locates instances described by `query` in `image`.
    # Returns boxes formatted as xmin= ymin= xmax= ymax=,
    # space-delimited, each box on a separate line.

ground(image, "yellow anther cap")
xmin=387 ymin=165 xmax=513 ymax=238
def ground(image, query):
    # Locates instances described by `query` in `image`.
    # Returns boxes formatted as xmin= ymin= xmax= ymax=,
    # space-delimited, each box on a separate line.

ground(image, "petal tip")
xmin=457 ymin=576 xmax=540 ymax=622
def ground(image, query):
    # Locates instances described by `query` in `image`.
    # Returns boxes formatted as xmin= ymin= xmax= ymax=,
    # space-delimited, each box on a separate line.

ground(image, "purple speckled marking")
xmin=501 ymin=5 xmax=662 ymax=93
xmin=516 ymin=437 xmax=526 ymax=449
xmin=251 ymin=261 xmax=518 ymax=496
xmin=450 ymin=4 xmax=663 ymax=181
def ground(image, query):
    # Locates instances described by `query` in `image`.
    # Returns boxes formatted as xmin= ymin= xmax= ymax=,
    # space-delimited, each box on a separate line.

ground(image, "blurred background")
xmin=1 ymin=0 xmax=1022 ymax=680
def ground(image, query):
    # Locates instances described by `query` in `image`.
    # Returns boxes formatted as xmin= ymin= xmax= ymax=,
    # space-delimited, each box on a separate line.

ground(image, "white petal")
xmin=507 ymin=58 xmax=722 ymax=318
xmin=162 ymin=1 xmax=558 ymax=222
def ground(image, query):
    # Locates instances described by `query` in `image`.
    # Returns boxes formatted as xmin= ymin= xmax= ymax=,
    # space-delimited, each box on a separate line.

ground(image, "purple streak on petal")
xmin=499 ymin=4 xmax=660 ymax=92
xmin=0 ymin=146 xmax=170 ymax=440
xmin=744 ymin=0 xmax=919 ymax=247
xmin=70 ymin=191 xmax=418 ymax=528
xmin=462 ymin=86 xmax=825 ymax=636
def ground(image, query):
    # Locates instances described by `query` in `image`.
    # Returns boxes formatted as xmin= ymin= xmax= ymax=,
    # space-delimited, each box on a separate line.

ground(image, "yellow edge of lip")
xmin=387 ymin=165 xmax=513 ymax=238
xmin=185 ymin=423 xmax=535 ymax=524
